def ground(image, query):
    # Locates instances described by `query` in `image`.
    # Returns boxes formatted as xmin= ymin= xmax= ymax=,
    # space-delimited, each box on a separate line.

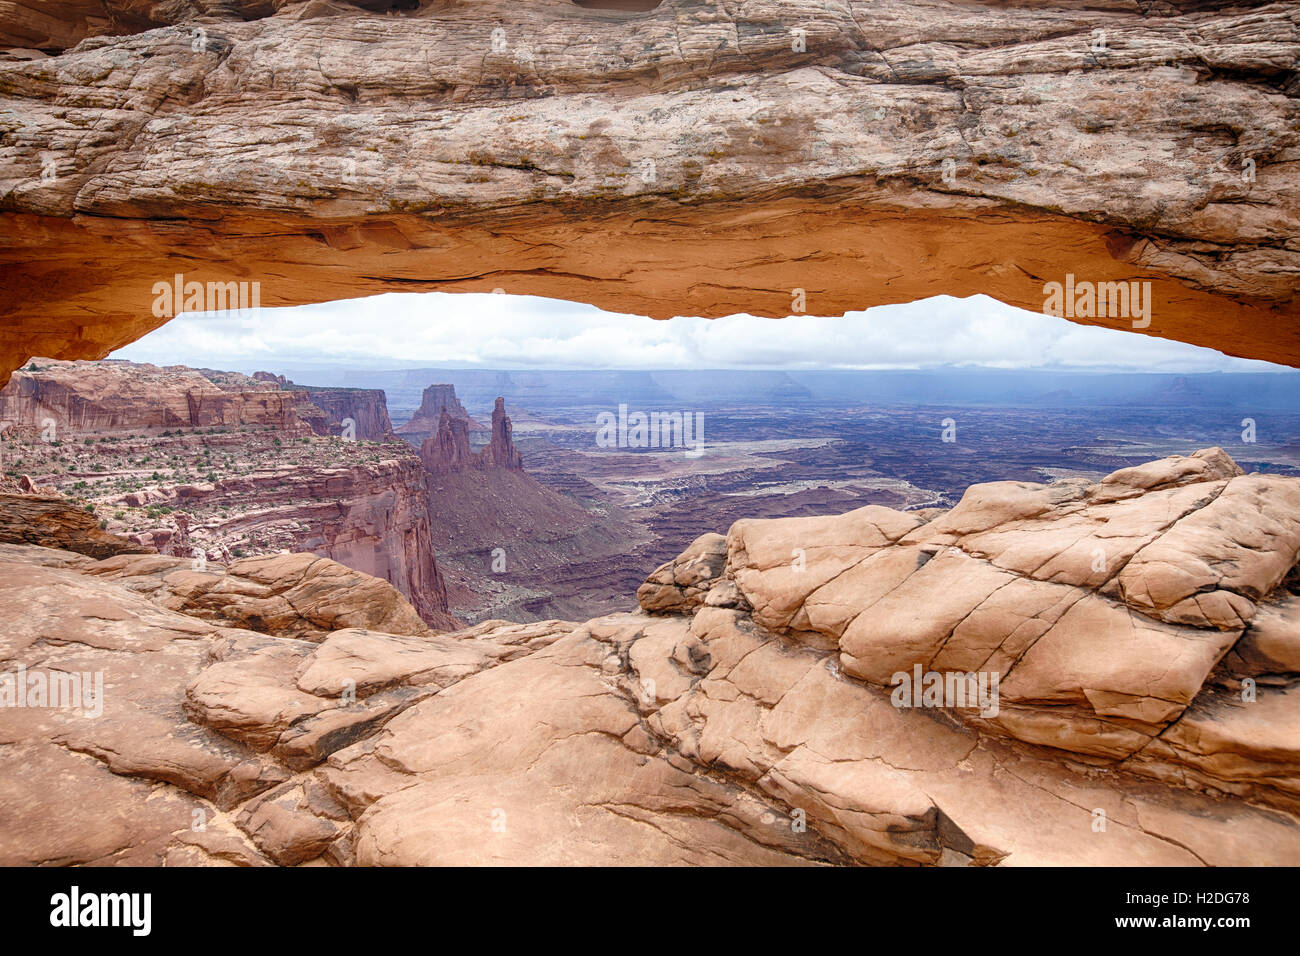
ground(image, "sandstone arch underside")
xmin=0 ymin=0 xmax=1297 ymax=384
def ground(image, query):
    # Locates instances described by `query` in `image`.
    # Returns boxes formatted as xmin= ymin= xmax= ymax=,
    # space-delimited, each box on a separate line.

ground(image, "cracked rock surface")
xmin=1 ymin=447 xmax=1298 ymax=865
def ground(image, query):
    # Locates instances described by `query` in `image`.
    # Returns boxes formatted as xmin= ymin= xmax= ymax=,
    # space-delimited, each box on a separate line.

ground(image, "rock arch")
xmin=0 ymin=0 xmax=1296 ymax=384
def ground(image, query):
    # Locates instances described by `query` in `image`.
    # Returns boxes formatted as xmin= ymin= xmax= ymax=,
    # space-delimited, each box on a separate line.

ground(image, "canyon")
xmin=12 ymin=358 xmax=1300 ymax=630
xmin=392 ymin=364 xmax=1300 ymax=625
xmin=0 ymin=0 xmax=1298 ymax=873
xmin=0 ymin=361 xmax=647 ymax=626
xmin=2 ymin=360 xmax=1299 ymax=867
xmin=410 ymin=388 xmax=644 ymax=621
xmin=0 ymin=360 xmax=460 ymax=630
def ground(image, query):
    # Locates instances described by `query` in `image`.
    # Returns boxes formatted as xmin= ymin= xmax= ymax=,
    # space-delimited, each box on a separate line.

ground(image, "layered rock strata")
xmin=123 ymin=456 xmax=458 ymax=630
xmin=395 ymin=383 xmax=480 ymax=446
xmin=0 ymin=492 xmax=153 ymax=559
xmin=0 ymin=360 xmax=392 ymax=439
xmin=297 ymin=386 xmax=393 ymax=441
xmin=420 ymin=397 xmax=522 ymax=474
xmin=0 ymin=361 xmax=318 ymax=434
xmin=0 ymin=360 xmax=456 ymax=629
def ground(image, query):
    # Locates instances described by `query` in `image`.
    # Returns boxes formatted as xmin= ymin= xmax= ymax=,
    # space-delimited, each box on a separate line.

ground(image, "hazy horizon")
xmin=108 ymin=291 xmax=1292 ymax=375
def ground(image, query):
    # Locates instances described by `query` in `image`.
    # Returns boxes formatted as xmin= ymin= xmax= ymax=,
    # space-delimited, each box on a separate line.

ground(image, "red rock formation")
xmin=480 ymin=397 xmax=523 ymax=471
xmin=1 ymin=359 xmax=457 ymax=629
xmin=0 ymin=492 xmax=154 ymax=559
xmin=0 ymin=361 xmax=316 ymax=434
xmin=8 ymin=363 xmax=636 ymax=628
xmin=396 ymin=383 xmax=481 ymax=444
xmin=419 ymin=409 xmax=473 ymax=475
xmin=418 ymin=393 xmax=633 ymax=623
xmin=419 ymin=395 xmax=521 ymax=474
xmin=198 ymin=369 xmax=395 ymax=440
xmin=0 ymin=360 xmax=399 ymax=442
xmin=297 ymin=386 xmax=393 ymax=441
xmin=125 ymin=456 xmax=458 ymax=631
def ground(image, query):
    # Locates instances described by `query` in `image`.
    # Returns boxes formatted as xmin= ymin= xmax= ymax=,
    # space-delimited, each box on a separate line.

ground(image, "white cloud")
xmin=110 ymin=291 xmax=1286 ymax=373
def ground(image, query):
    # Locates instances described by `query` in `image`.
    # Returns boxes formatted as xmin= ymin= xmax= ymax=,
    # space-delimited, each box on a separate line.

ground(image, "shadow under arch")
xmin=571 ymin=0 xmax=665 ymax=10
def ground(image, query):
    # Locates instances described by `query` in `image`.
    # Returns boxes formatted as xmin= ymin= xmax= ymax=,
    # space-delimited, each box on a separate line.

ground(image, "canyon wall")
xmin=0 ymin=360 xmax=458 ymax=630
xmin=0 ymin=360 xmax=317 ymax=433
xmin=129 ymin=456 xmax=458 ymax=630
xmin=298 ymin=386 xmax=393 ymax=441
xmin=0 ymin=0 xmax=1296 ymax=382
xmin=0 ymin=360 xmax=396 ymax=440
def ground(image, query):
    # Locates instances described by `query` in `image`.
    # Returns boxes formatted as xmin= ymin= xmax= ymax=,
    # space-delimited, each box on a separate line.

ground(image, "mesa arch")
xmin=0 ymin=0 xmax=1297 ymax=385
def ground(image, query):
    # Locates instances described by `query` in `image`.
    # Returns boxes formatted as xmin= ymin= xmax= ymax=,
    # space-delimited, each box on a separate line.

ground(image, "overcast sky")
xmin=111 ymin=291 xmax=1286 ymax=373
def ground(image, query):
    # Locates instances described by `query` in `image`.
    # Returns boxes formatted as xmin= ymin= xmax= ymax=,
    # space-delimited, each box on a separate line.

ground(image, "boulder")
xmin=3 ymin=449 xmax=1300 ymax=866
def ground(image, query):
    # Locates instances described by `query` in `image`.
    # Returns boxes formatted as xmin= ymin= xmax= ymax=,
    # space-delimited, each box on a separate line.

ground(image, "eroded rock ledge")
xmin=1 ymin=0 xmax=1298 ymax=381
xmin=2 ymin=448 xmax=1298 ymax=866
